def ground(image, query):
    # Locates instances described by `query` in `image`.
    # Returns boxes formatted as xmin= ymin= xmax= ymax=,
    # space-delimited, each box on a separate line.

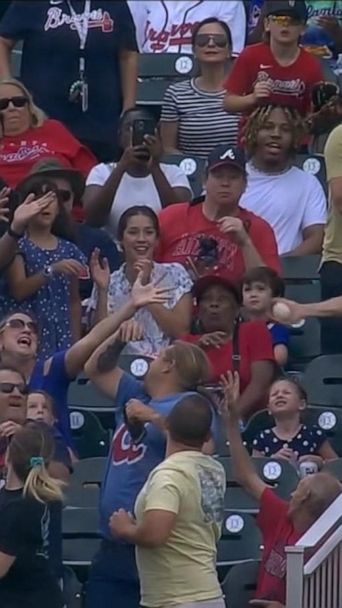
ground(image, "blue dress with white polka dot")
xmin=252 ymin=424 xmax=327 ymax=458
xmin=7 ymin=236 xmax=86 ymax=358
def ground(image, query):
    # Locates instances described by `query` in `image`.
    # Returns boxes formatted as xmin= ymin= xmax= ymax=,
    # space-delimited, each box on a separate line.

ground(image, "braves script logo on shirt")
xmin=257 ymin=70 xmax=306 ymax=97
xmin=44 ymin=7 xmax=114 ymax=32
xmin=111 ymin=423 xmax=147 ymax=466
xmin=0 ymin=142 xmax=52 ymax=163
xmin=143 ymin=20 xmax=200 ymax=51
xmin=264 ymin=540 xmax=287 ymax=579
xmin=173 ymin=233 xmax=239 ymax=270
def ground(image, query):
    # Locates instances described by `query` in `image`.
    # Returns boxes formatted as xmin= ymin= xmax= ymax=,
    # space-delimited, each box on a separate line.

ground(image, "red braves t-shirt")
xmin=156 ymin=203 xmax=280 ymax=282
xmin=225 ymin=42 xmax=323 ymax=116
xmin=181 ymin=320 xmax=274 ymax=386
xmin=256 ymin=488 xmax=301 ymax=604
xmin=0 ymin=119 xmax=97 ymax=189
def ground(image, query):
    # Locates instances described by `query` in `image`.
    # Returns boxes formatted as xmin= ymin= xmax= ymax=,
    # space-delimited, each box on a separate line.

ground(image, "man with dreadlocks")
xmin=240 ymin=104 xmax=327 ymax=255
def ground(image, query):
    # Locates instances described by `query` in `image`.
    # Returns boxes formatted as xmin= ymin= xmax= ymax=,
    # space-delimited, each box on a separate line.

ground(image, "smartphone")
xmin=132 ymin=118 xmax=155 ymax=147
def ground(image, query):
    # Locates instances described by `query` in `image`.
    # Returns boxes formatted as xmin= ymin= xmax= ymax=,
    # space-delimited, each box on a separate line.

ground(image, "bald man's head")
xmin=288 ymin=473 xmax=342 ymax=521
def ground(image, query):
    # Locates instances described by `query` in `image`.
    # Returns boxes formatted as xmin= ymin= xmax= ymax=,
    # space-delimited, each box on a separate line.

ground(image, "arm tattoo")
xmin=97 ymin=340 xmax=126 ymax=373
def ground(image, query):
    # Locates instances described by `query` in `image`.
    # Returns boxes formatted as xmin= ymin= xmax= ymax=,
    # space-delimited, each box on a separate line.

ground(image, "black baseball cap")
xmin=266 ymin=0 xmax=308 ymax=22
xmin=207 ymin=145 xmax=246 ymax=174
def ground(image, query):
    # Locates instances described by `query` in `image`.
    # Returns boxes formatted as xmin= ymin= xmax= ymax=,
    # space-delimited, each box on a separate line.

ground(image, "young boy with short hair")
xmin=242 ymin=266 xmax=289 ymax=367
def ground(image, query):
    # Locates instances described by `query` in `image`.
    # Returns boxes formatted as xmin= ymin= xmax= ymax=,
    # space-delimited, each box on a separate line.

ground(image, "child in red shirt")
xmin=224 ymin=0 xmax=323 ymax=130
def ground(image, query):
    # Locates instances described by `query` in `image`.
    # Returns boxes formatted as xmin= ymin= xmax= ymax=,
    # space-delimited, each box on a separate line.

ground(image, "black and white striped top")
xmin=161 ymin=78 xmax=239 ymax=159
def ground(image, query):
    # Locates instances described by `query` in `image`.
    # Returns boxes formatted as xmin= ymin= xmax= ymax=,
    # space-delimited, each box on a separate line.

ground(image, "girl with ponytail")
xmin=0 ymin=423 xmax=64 ymax=608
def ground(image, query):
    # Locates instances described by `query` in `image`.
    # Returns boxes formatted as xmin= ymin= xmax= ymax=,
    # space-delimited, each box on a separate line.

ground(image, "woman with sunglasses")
xmin=0 ymin=78 xmax=96 ymax=190
xmin=5 ymin=175 xmax=87 ymax=358
xmin=160 ymin=17 xmax=239 ymax=159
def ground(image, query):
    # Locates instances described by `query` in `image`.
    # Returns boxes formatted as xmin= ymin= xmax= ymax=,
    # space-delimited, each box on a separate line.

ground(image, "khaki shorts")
xmin=146 ymin=598 xmax=226 ymax=608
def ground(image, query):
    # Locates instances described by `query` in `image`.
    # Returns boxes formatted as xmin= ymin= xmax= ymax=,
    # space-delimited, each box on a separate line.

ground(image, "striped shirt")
xmin=161 ymin=78 xmax=239 ymax=159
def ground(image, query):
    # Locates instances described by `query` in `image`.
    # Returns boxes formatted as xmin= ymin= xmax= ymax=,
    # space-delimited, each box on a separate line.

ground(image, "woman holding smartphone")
xmin=84 ymin=107 xmax=191 ymax=241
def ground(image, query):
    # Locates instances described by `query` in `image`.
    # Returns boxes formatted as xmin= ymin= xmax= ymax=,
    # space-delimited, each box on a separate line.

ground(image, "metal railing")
xmin=286 ymin=493 xmax=342 ymax=608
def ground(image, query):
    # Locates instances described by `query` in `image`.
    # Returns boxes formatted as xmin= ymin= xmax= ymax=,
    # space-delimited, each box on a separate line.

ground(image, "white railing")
xmin=285 ymin=493 xmax=342 ymax=608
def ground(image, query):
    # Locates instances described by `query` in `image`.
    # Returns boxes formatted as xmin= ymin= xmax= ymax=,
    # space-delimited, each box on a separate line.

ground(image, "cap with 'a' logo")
xmin=207 ymin=145 xmax=246 ymax=174
xmin=266 ymin=0 xmax=308 ymax=22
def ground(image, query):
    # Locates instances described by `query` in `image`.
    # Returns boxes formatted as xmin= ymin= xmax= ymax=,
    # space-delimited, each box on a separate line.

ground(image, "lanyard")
xmin=67 ymin=0 xmax=91 ymax=75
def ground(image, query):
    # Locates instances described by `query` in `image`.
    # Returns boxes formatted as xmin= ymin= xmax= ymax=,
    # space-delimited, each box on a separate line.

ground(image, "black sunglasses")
xmin=0 ymin=382 xmax=28 ymax=395
xmin=4 ymin=318 xmax=38 ymax=334
xmin=195 ymin=33 xmax=228 ymax=48
xmin=0 ymin=96 xmax=28 ymax=111
xmin=58 ymin=189 xmax=73 ymax=203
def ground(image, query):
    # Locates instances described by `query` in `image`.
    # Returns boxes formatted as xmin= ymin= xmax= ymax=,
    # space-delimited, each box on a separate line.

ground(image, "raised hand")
xmin=90 ymin=248 xmax=110 ymax=290
xmin=198 ymin=331 xmax=228 ymax=349
xmin=220 ymin=370 xmax=240 ymax=421
xmin=131 ymin=270 xmax=173 ymax=308
xmin=118 ymin=319 xmax=144 ymax=343
xmin=52 ymin=258 xmax=85 ymax=277
xmin=217 ymin=216 xmax=249 ymax=246
xmin=12 ymin=191 xmax=56 ymax=234
xmin=0 ymin=187 xmax=11 ymax=223
xmin=133 ymin=258 xmax=153 ymax=285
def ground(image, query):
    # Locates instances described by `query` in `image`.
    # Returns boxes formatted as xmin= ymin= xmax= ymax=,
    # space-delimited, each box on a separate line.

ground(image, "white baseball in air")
xmin=272 ymin=302 xmax=291 ymax=322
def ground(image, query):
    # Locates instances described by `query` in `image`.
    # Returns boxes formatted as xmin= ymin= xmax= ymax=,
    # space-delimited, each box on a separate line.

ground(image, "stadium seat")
xmin=69 ymin=409 xmax=111 ymax=459
xmin=117 ymin=354 xmax=152 ymax=379
xmin=287 ymin=317 xmax=321 ymax=367
xmin=305 ymin=406 xmax=342 ymax=457
xmin=137 ymin=53 xmax=195 ymax=106
xmin=221 ymin=560 xmax=260 ymax=608
xmin=68 ymin=375 xmax=113 ymax=413
xmin=281 ymin=255 xmax=320 ymax=281
xmin=62 ymin=507 xmax=101 ymax=568
xmin=220 ymin=457 xmax=299 ymax=512
xmin=65 ymin=457 xmax=106 ymax=508
xmin=303 ymin=355 xmax=342 ymax=408
xmin=162 ymin=153 xmax=205 ymax=198
xmin=217 ymin=512 xmax=262 ymax=567
xmin=62 ymin=567 xmax=83 ymax=608
xmin=294 ymin=154 xmax=327 ymax=194
xmin=322 ymin=458 xmax=342 ymax=481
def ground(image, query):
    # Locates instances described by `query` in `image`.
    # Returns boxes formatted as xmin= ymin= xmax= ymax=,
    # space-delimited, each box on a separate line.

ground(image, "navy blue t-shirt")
xmin=100 ymin=372 xmax=218 ymax=539
xmin=267 ymin=322 xmax=290 ymax=348
xmin=0 ymin=1 xmax=138 ymax=144
xmin=253 ymin=424 xmax=327 ymax=457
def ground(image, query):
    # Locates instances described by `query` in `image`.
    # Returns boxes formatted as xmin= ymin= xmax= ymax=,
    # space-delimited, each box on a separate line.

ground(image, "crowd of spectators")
xmin=0 ymin=1 xmax=341 ymax=607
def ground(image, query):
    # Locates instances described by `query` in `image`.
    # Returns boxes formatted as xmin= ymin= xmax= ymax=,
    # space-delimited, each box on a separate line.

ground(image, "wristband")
xmin=7 ymin=225 xmax=24 ymax=240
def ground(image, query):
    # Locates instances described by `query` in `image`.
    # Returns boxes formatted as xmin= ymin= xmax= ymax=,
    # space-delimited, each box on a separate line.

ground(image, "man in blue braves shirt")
xmin=0 ymin=0 xmax=138 ymax=160
xmin=84 ymin=322 xmax=216 ymax=608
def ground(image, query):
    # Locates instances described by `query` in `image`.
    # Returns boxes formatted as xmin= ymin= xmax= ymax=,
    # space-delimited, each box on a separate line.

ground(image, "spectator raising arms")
xmin=240 ymin=104 xmax=327 ymax=256
xmin=0 ymin=1 xmax=138 ymax=161
xmin=0 ymin=79 xmax=96 ymax=189
xmin=128 ymin=0 xmax=246 ymax=55
xmin=252 ymin=377 xmax=337 ymax=465
xmin=84 ymin=108 xmax=191 ymax=240
xmin=88 ymin=206 xmax=193 ymax=355
xmin=0 ymin=423 xmax=64 ymax=608
xmin=182 ymin=275 xmax=275 ymax=420
xmin=5 ymin=177 xmax=87 ymax=358
xmin=156 ymin=145 xmax=280 ymax=282
xmin=160 ymin=17 xmax=239 ymax=159
xmin=221 ymin=370 xmax=341 ymax=606
xmin=110 ymin=395 xmax=226 ymax=608
xmin=224 ymin=1 xmax=323 ymax=130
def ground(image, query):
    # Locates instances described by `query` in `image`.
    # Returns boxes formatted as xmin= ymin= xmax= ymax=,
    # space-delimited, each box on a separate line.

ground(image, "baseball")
xmin=272 ymin=302 xmax=291 ymax=322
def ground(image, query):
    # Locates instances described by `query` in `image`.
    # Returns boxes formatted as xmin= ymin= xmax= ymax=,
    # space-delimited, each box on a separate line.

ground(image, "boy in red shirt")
xmin=224 ymin=0 xmax=323 ymax=121
xmin=221 ymin=371 xmax=342 ymax=607
xmin=156 ymin=145 xmax=280 ymax=283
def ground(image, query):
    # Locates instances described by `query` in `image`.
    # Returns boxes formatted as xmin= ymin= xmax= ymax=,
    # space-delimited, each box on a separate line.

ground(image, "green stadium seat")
xmin=62 ymin=567 xmax=83 ymax=608
xmin=281 ymin=256 xmax=320 ymax=281
xmin=287 ymin=318 xmax=321 ymax=366
xmin=305 ymin=406 xmax=342 ymax=457
xmin=68 ymin=375 xmax=113 ymax=413
xmin=303 ymin=355 xmax=342 ymax=408
xmin=65 ymin=457 xmax=106 ymax=508
xmin=221 ymin=560 xmax=260 ymax=608
xmin=162 ymin=153 xmax=205 ymax=198
xmin=217 ymin=512 xmax=262 ymax=567
xmin=137 ymin=53 xmax=195 ymax=106
xmin=294 ymin=154 xmax=327 ymax=194
xmin=62 ymin=507 xmax=101 ymax=568
xmin=69 ymin=409 xmax=111 ymax=459
xmin=322 ymin=457 xmax=342 ymax=481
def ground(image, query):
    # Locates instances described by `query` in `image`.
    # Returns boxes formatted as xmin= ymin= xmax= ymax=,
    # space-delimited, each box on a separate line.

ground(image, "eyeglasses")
xmin=269 ymin=15 xmax=302 ymax=26
xmin=4 ymin=318 xmax=38 ymax=334
xmin=0 ymin=382 xmax=28 ymax=395
xmin=195 ymin=33 xmax=228 ymax=48
xmin=0 ymin=96 xmax=28 ymax=111
xmin=58 ymin=189 xmax=73 ymax=203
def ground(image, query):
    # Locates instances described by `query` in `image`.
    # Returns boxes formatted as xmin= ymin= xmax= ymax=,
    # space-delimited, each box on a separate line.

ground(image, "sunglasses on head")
xmin=58 ymin=189 xmax=73 ymax=203
xmin=0 ymin=96 xmax=28 ymax=111
xmin=195 ymin=33 xmax=228 ymax=48
xmin=269 ymin=15 xmax=302 ymax=25
xmin=4 ymin=318 xmax=38 ymax=334
xmin=0 ymin=382 xmax=28 ymax=395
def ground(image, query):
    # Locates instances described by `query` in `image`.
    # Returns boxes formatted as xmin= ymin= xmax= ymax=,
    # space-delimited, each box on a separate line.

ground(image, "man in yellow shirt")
xmin=321 ymin=123 xmax=342 ymax=353
xmin=110 ymin=393 xmax=226 ymax=608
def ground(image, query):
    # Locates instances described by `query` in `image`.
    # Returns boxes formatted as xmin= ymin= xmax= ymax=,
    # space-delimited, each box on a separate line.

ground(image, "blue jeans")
xmin=85 ymin=540 xmax=140 ymax=608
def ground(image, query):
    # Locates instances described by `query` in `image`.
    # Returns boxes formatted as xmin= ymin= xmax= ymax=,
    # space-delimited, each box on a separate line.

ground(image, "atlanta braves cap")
xmin=207 ymin=145 xmax=246 ymax=173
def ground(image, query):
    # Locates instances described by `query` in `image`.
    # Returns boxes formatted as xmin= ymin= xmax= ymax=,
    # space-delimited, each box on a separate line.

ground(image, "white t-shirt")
xmin=85 ymin=162 xmax=190 ymax=239
xmin=240 ymin=162 xmax=327 ymax=255
xmin=127 ymin=0 xmax=246 ymax=55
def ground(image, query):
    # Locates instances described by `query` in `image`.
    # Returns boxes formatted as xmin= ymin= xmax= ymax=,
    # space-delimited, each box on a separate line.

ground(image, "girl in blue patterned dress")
xmin=6 ymin=178 xmax=87 ymax=358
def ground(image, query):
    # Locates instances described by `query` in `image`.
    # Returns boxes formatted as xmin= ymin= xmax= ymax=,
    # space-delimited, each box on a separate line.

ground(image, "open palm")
xmin=131 ymin=271 xmax=172 ymax=308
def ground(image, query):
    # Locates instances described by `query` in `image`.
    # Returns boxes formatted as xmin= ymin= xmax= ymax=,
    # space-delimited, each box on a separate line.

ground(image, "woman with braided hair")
xmin=240 ymin=104 xmax=327 ymax=255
